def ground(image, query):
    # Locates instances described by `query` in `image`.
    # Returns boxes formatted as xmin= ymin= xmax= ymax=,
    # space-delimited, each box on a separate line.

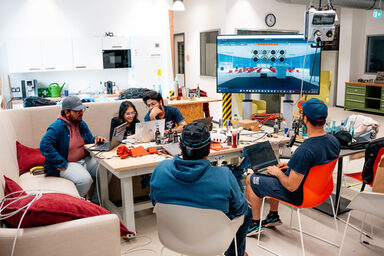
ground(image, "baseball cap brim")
xmin=71 ymin=105 xmax=88 ymax=111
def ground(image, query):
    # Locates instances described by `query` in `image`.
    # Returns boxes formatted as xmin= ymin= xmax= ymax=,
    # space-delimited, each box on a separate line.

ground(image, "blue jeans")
xmin=225 ymin=207 xmax=252 ymax=256
xmin=59 ymin=156 xmax=98 ymax=200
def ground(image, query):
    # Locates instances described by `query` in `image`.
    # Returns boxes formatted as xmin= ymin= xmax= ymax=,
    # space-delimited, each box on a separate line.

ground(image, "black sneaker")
xmin=247 ymin=221 xmax=264 ymax=237
xmin=262 ymin=212 xmax=282 ymax=228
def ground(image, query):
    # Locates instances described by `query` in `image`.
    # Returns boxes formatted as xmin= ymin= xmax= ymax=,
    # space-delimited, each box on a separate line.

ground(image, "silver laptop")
xmin=243 ymin=141 xmax=279 ymax=176
xmin=135 ymin=119 xmax=165 ymax=143
xmin=89 ymin=122 xmax=126 ymax=151
xmin=162 ymin=143 xmax=181 ymax=156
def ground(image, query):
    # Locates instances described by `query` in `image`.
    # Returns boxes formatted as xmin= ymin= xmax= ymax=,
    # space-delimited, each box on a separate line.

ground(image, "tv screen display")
xmin=216 ymin=35 xmax=321 ymax=94
xmin=365 ymin=35 xmax=384 ymax=73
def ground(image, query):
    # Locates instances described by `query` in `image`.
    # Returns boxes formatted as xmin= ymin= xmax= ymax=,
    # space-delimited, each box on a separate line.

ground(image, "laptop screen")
xmin=113 ymin=122 xmax=127 ymax=141
xmin=244 ymin=141 xmax=278 ymax=170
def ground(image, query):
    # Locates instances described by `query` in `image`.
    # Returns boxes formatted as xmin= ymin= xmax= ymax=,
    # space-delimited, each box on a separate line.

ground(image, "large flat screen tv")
xmin=365 ymin=35 xmax=384 ymax=73
xmin=217 ymin=35 xmax=321 ymax=94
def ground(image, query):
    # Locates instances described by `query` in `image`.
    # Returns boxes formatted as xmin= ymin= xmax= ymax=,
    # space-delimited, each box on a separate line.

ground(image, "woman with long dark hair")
xmin=109 ymin=101 xmax=139 ymax=140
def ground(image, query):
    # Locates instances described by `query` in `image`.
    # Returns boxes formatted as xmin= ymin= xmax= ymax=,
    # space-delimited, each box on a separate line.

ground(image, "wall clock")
xmin=265 ymin=13 xmax=276 ymax=27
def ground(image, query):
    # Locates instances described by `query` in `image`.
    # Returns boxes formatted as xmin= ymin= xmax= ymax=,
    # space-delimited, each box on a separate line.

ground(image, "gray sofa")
xmin=0 ymin=98 xmax=148 ymax=256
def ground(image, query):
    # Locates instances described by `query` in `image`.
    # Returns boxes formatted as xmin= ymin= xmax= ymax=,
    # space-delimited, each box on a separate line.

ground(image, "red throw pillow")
xmin=16 ymin=141 xmax=45 ymax=175
xmin=3 ymin=176 xmax=133 ymax=236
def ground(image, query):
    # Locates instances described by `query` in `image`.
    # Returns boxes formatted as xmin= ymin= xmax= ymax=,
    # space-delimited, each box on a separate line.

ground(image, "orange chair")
xmin=345 ymin=147 xmax=384 ymax=191
xmin=257 ymin=159 xmax=339 ymax=256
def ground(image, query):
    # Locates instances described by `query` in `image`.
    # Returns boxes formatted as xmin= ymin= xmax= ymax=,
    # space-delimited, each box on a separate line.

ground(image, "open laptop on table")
xmin=89 ymin=122 xmax=126 ymax=151
xmin=243 ymin=141 xmax=279 ymax=176
xmin=194 ymin=117 xmax=213 ymax=131
xmin=135 ymin=119 xmax=165 ymax=143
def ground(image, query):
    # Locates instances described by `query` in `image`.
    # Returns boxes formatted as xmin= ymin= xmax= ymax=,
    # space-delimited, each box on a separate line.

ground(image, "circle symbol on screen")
xmin=253 ymin=57 xmax=258 ymax=62
xmin=271 ymin=50 xmax=276 ymax=55
xmin=280 ymin=50 xmax=285 ymax=55
xmin=253 ymin=50 xmax=258 ymax=55
xmin=271 ymin=57 xmax=276 ymax=62
xmin=280 ymin=57 xmax=285 ymax=62
xmin=262 ymin=50 xmax=267 ymax=55
xmin=262 ymin=57 xmax=267 ymax=62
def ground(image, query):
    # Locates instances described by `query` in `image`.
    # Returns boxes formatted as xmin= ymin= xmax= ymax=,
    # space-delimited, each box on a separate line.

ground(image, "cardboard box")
xmin=239 ymin=119 xmax=259 ymax=132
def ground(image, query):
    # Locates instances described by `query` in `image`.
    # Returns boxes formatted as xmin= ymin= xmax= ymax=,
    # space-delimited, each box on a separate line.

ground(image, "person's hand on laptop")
xmin=94 ymin=136 xmax=106 ymax=144
xmin=266 ymin=165 xmax=283 ymax=177
xmin=277 ymin=162 xmax=288 ymax=170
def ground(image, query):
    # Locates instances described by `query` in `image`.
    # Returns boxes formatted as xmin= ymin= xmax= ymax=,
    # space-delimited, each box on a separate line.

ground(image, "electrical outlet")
xmin=15 ymin=87 xmax=20 ymax=92
xmin=11 ymin=88 xmax=16 ymax=92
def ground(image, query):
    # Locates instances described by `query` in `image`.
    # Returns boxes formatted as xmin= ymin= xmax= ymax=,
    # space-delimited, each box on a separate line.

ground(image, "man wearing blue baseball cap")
xmin=245 ymin=98 xmax=340 ymax=236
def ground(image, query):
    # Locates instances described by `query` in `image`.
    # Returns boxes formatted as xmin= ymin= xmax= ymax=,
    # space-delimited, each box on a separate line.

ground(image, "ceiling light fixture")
xmin=172 ymin=0 xmax=185 ymax=11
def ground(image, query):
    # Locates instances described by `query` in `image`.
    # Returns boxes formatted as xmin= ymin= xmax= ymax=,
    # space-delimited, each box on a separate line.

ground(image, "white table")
xmin=86 ymin=134 xmax=288 ymax=237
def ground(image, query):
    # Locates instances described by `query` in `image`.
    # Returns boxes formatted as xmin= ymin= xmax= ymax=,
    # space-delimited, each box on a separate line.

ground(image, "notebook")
xmin=89 ymin=122 xmax=126 ymax=151
xmin=135 ymin=119 xmax=165 ymax=143
xmin=243 ymin=141 xmax=279 ymax=176
xmin=194 ymin=117 xmax=213 ymax=131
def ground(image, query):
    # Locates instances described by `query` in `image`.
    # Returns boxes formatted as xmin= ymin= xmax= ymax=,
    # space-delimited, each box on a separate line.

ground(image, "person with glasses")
xmin=109 ymin=100 xmax=139 ymax=141
xmin=40 ymin=96 xmax=106 ymax=203
xmin=142 ymin=90 xmax=186 ymax=133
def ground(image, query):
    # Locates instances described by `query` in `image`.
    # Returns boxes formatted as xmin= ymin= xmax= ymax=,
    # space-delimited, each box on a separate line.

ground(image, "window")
xmin=200 ymin=30 xmax=219 ymax=76
xmin=365 ymin=35 xmax=384 ymax=73
xmin=177 ymin=41 xmax=184 ymax=74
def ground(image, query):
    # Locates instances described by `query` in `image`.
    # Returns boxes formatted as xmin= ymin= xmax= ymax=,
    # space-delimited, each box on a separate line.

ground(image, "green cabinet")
xmin=344 ymin=82 xmax=384 ymax=114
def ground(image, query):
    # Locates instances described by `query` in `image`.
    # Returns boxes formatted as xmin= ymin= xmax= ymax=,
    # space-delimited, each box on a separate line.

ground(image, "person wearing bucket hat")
xmin=150 ymin=121 xmax=252 ymax=256
xmin=40 ymin=96 xmax=106 ymax=203
xmin=245 ymin=98 xmax=340 ymax=236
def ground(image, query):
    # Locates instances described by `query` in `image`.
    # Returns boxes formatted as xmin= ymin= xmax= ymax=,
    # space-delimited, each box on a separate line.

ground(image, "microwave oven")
xmin=103 ymin=49 xmax=131 ymax=69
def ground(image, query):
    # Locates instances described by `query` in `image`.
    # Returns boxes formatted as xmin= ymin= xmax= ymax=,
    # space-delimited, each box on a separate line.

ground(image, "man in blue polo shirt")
xmin=245 ymin=98 xmax=340 ymax=236
xmin=143 ymin=90 xmax=186 ymax=133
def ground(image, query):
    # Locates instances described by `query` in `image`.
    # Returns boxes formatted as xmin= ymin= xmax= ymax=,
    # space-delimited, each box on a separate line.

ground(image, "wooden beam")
xmin=169 ymin=10 xmax=175 ymax=79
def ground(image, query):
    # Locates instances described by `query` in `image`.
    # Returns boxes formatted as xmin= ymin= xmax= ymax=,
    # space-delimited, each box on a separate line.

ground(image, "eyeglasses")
xmin=124 ymin=111 xmax=136 ymax=116
xmin=146 ymin=102 xmax=158 ymax=108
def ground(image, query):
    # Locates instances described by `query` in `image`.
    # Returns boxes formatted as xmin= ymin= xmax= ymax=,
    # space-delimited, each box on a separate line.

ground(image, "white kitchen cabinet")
xmin=72 ymin=37 xmax=103 ymax=70
xmin=41 ymin=38 xmax=73 ymax=71
xmin=102 ymin=37 xmax=131 ymax=50
xmin=8 ymin=39 xmax=42 ymax=73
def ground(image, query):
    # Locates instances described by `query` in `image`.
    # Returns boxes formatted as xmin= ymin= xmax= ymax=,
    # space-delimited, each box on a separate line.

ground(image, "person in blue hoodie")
xmin=150 ymin=121 xmax=251 ymax=256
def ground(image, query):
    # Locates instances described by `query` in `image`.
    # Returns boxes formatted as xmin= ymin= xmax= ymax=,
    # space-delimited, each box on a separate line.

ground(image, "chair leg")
xmin=338 ymin=211 xmax=351 ymax=256
xmin=329 ymin=194 xmax=340 ymax=243
xmin=234 ymin=236 xmax=238 ymax=256
xmin=297 ymin=209 xmax=305 ymax=256
xmin=257 ymin=197 xmax=266 ymax=246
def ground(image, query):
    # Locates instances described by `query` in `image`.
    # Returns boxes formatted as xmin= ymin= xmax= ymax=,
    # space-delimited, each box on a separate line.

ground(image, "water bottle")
xmin=340 ymin=122 xmax=345 ymax=131
xmin=281 ymin=119 xmax=288 ymax=136
xmin=232 ymin=114 xmax=239 ymax=129
xmin=155 ymin=125 xmax=161 ymax=145
xmin=196 ymin=84 xmax=201 ymax=98
xmin=302 ymin=124 xmax=307 ymax=137
xmin=349 ymin=121 xmax=354 ymax=137
xmin=99 ymin=81 xmax=103 ymax=94
xmin=331 ymin=121 xmax=336 ymax=135
xmin=273 ymin=119 xmax=279 ymax=134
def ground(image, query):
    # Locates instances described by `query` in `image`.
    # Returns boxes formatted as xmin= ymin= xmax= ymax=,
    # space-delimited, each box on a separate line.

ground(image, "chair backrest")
xmin=153 ymin=203 xmax=244 ymax=256
xmin=300 ymin=159 xmax=338 ymax=208
xmin=372 ymin=147 xmax=384 ymax=184
xmin=347 ymin=192 xmax=384 ymax=219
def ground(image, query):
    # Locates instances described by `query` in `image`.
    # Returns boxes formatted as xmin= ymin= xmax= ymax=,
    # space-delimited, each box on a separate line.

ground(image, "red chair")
xmin=345 ymin=147 xmax=384 ymax=191
xmin=257 ymin=159 xmax=339 ymax=256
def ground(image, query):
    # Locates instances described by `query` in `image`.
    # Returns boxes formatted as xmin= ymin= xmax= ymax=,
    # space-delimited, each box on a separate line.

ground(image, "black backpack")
xmin=23 ymin=96 xmax=57 ymax=108
xmin=361 ymin=137 xmax=384 ymax=185
xmin=119 ymin=88 xmax=151 ymax=100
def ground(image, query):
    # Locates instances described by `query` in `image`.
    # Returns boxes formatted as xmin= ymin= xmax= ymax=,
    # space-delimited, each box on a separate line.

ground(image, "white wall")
xmin=174 ymin=0 xmax=319 ymax=121
xmin=0 ymin=0 xmax=173 ymax=103
xmin=336 ymin=8 xmax=384 ymax=106
xmin=175 ymin=0 xmax=384 ymax=119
